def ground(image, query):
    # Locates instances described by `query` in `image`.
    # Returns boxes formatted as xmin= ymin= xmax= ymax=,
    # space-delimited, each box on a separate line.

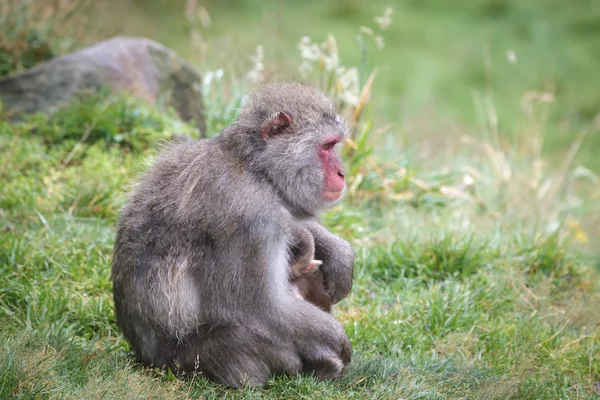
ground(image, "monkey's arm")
xmin=304 ymin=221 xmax=354 ymax=304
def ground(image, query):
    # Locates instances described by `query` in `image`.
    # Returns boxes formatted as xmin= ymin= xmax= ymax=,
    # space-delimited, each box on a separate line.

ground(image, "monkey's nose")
xmin=337 ymin=171 xmax=345 ymax=179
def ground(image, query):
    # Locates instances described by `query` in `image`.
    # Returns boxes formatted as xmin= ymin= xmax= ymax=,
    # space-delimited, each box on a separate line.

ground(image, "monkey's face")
xmin=237 ymin=82 xmax=349 ymax=216
xmin=256 ymin=110 xmax=348 ymax=216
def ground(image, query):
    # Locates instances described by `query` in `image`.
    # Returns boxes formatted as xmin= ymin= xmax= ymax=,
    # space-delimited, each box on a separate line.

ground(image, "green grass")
xmin=1 ymin=87 xmax=599 ymax=398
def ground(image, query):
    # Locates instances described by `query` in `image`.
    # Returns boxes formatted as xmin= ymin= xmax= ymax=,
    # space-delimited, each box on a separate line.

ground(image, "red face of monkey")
xmin=317 ymin=133 xmax=346 ymax=202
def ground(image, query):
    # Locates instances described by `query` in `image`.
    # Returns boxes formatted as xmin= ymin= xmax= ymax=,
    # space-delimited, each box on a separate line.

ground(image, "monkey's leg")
xmin=276 ymin=297 xmax=351 ymax=378
xmin=169 ymin=325 xmax=302 ymax=388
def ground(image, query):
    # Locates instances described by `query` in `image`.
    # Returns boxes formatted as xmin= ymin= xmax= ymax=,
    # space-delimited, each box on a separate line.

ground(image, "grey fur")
xmin=289 ymin=226 xmax=333 ymax=313
xmin=111 ymin=81 xmax=354 ymax=387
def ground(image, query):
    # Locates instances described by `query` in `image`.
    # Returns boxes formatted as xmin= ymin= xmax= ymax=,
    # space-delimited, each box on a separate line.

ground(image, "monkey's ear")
xmin=261 ymin=111 xmax=293 ymax=140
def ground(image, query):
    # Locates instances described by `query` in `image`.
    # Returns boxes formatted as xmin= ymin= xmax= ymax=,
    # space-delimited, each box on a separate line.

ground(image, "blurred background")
xmin=5 ymin=0 xmax=598 ymax=244
xmin=3 ymin=0 xmax=600 ymax=169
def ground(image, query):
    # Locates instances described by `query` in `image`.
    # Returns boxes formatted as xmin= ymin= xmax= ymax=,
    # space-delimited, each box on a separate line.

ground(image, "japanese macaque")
xmin=111 ymin=82 xmax=354 ymax=387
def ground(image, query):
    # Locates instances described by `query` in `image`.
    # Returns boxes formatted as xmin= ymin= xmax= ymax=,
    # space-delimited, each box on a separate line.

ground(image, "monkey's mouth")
xmin=323 ymin=190 xmax=344 ymax=201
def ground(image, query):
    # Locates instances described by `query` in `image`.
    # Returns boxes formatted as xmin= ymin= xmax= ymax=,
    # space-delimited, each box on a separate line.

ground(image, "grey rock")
xmin=0 ymin=36 xmax=206 ymax=135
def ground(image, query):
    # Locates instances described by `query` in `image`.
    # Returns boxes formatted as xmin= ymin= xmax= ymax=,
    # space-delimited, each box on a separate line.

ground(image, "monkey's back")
xmin=112 ymin=137 xmax=291 ymax=347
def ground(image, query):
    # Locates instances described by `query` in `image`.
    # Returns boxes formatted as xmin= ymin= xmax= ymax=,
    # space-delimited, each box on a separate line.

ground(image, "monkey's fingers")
xmin=303 ymin=260 xmax=322 ymax=273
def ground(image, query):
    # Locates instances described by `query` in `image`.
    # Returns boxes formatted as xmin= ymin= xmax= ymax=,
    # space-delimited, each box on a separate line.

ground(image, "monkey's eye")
xmin=322 ymin=142 xmax=335 ymax=150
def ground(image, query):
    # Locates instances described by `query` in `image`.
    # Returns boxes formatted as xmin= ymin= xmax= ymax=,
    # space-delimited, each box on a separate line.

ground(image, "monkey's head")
xmin=232 ymin=82 xmax=348 ymax=216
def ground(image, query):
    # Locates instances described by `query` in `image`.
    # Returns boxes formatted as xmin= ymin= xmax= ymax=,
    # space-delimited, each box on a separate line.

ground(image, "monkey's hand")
xmin=304 ymin=221 xmax=354 ymax=304
xmin=303 ymin=259 xmax=322 ymax=274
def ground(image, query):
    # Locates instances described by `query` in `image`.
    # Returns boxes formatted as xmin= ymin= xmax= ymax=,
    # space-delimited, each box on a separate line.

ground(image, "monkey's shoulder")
xmin=135 ymin=139 xmax=286 ymax=221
